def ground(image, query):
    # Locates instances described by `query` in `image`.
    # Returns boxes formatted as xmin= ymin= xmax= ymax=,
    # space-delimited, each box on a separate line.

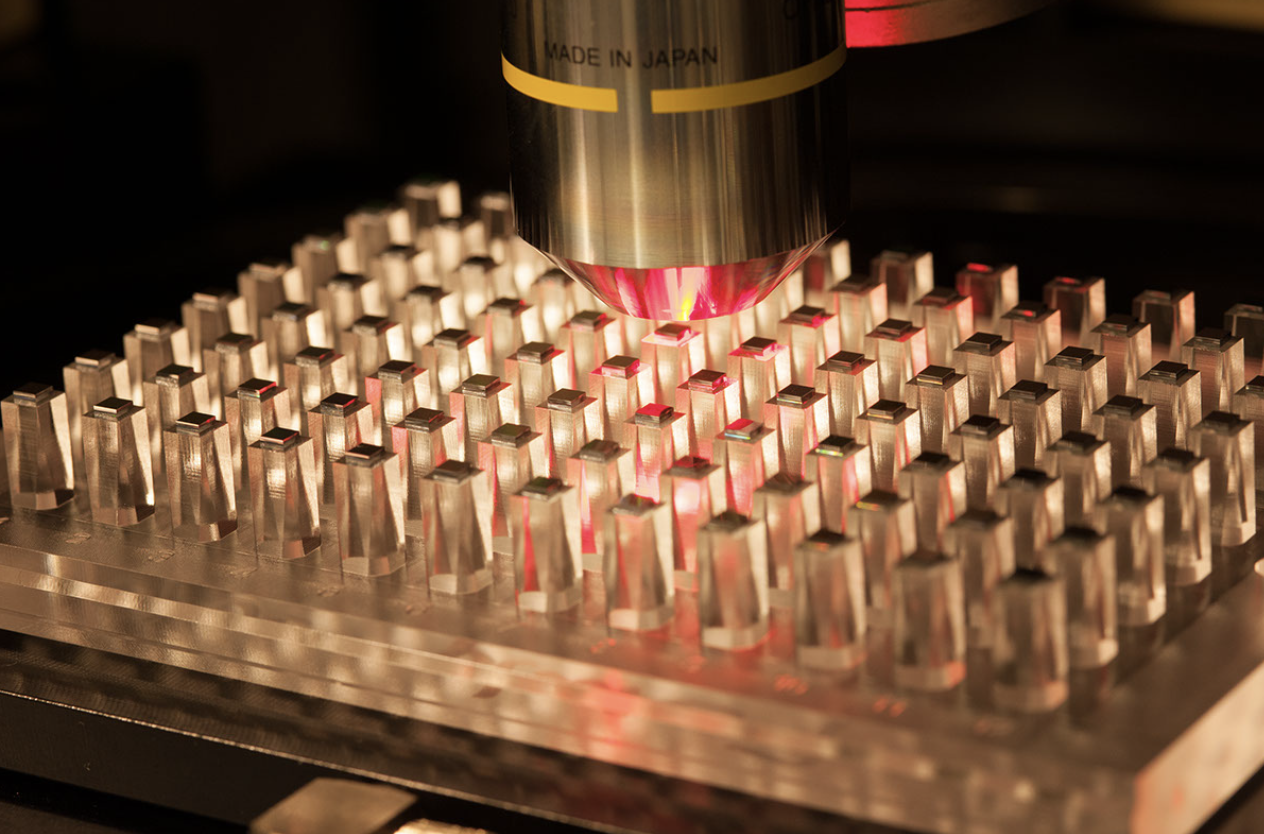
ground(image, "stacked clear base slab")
xmin=2 ymin=181 xmax=1264 ymax=834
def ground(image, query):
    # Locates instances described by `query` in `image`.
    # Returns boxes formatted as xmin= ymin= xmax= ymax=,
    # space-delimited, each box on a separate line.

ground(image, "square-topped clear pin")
xmin=778 ymin=306 xmax=840 ymax=387
xmin=997 ymin=468 xmax=1065 ymax=573
xmin=871 ymin=248 xmax=933 ymax=318
xmin=63 ymin=349 xmax=131 ymax=486
xmin=698 ymin=307 xmax=757 ymax=371
xmin=1232 ymin=375 xmax=1264 ymax=507
xmin=422 ymin=329 xmax=489 ymax=413
xmin=225 ymin=379 xmax=294 ymax=486
xmin=1091 ymin=395 xmax=1157 ymax=489
xmin=479 ymin=297 xmax=540 ymax=378
xmin=829 ymin=274 xmax=889 ymax=353
xmin=794 ymin=530 xmax=865 ymax=671
xmin=1089 ymin=314 xmax=1152 ymax=398
xmin=124 ymin=319 xmax=191 ymax=405
xmin=699 ymin=511 xmax=770 ymax=651
xmin=164 ymin=411 xmax=236 ymax=542
xmin=567 ymin=439 xmax=633 ymax=572
xmin=283 ymin=347 xmax=350 ymax=434
xmin=181 ymin=288 xmax=248 ymax=369
xmin=419 ymin=459 xmax=494 ymax=595
xmin=365 ymin=360 xmax=430 ymax=452
xmin=344 ymin=203 xmax=393 ymax=275
xmin=448 ymin=373 xmax=513 ymax=463
xmin=1138 ymin=360 xmax=1202 ymax=451
xmin=899 ymin=452 xmax=966 ymax=553
xmin=399 ymin=178 xmax=460 ymax=243
xmin=1225 ymin=303 xmax=1264 ymax=377
xmin=333 ymin=443 xmax=405 ymax=577
xmin=1047 ymin=431 xmax=1111 ymax=528
xmin=448 ymin=257 xmax=513 ymax=325
xmin=478 ymin=423 xmax=546 ymax=555
xmin=205 ymin=333 xmax=269 ymax=415
xmin=815 ymin=350 xmax=879 ymax=439
xmin=369 ymin=244 xmax=427 ymax=302
xmin=956 ymin=262 xmax=1019 ymax=332
xmin=1048 ymin=527 xmax=1118 ymax=671
xmin=848 ymin=490 xmax=916 ymax=627
xmin=999 ymin=302 xmax=1062 ymax=383
xmin=1181 ymin=328 xmax=1245 ymax=417
xmin=1045 ymin=347 xmax=1108 ymax=433
xmin=664 ymin=456 xmax=726 ymax=590
xmin=564 ymin=310 xmax=625 ymax=385
xmin=752 ymin=473 xmax=820 ymax=607
xmin=290 ymin=231 xmax=343 ymax=304
xmin=1096 ymin=486 xmax=1165 ymax=627
xmin=512 ymin=476 xmax=583 ymax=614
xmin=763 ymin=384 xmax=829 ymax=479
xmin=142 ymin=364 xmax=213 ymax=480
xmin=318 ymin=273 xmax=384 ymax=344
xmin=397 ymin=285 xmax=460 ymax=365
xmin=904 ymin=365 xmax=968 ymax=455
xmin=805 ymin=435 xmax=872 ymax=535
xmin=854 ymin=399 xmax=921 ymax=492
xmin=946 ymin=509 xmax=1016 ymax=652
xmin=238 ymin=259 xmax=290 ymax=338
xmin=953 ymin=332 xmax=1016 ymax=418
xmin=605 ymin=494 xmax=675 ymax=631
xmin=713 ymin=418 xmax=779 ymax=517
xmin=309 ymin=393 xmax=373 ymax=507
xmin=865 ymin=319 xmax=929 ymax=401
xmin=624 ymin=404 xmax=687 ymax=503
xmin=82 ymin=397 xmax=152 ymax=526
xmin=998 ymin=380 xmax=1063 ymax=470
xmin=894 ymin=552 xmax=967 ymax=694
xmin=728 ymin=337 xmax=791 ymax=421
xmin=346 ymin=316 xmax=406 ymax=397
xmin=247 ymin=427 xmax=320 ymax=560
xmin=1133 ymin=289 xmax=1195 ymax=361
xmin=264 ymin=302 xmax=330 ymax=380
xmin=948 ymin=415 xmax=1015 ymax=509
xmin=1189 ymin=411 xmax=1255 ymax=547
xmin=798 ymin=236 xmax=851 ymax=308
xmin=528 ymin=269 xmax=578 ymax=345
xmin=589 ymin=355 xmax=653 ymax=440
xmin=1044 ymin=276 xmax=1106 ymax=346
xmin=911 ymin=287 xmax=973 ymax=367
xmin=992 ymin=568 xmax=1068 ymax=713
xmin=536 ymin=388 xmax=601 ymax=479
xmin=503 ymin=340 xmax=569 ymax=430
xmin=393 ymin=407 xmax=458 ymax=538
xmin=642 ymin=323 xmax=705 ymax=404
xmin=675 ymin=369 xmax=739 ymax=461
xmin=1143 ymin=448 xmax=1212 ymax=588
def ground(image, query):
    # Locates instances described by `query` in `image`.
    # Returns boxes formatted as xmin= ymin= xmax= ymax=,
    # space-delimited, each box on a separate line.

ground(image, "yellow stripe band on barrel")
xmin=651 ymin=44 xmax=845 ymax=114
xmin=502 ymin=54 xmax=619 ymax=113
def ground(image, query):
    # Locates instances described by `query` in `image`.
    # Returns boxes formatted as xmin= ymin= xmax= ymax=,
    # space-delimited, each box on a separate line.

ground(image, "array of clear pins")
xmin=5 ymin=179 xmax=1262 ymax=717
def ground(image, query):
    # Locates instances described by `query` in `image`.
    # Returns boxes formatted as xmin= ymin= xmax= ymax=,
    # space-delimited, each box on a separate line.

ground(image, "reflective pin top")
xmin=175 ymin=411 xmax=218 ymax=433
xmin=1004 ymin=301 xmax=1053 ymax=321
xmin=1199 ymin=410 xmax=1249 ymax=433
xmin=238 ymin=378 xmax=279 ymax=398
xmin=92 ymin=397 xmax=135 ymax=417
xmin=735 ymin=337 xmax=780 ymax=359
xmin=1145 ymin=360 xmax=1196 ymax=382
xmin=329 ymin=273 xmax=370 ymax=291
xmin=546 ymin=389 xmax=589 ymax=411
xmin=906 ymin=450 xmax=957 ymax=473
xmin=786 ymin=305 xmax=831 ymax=327
xmin=520 ymin=475 xmax=568 ymax=498
xmin=378 ymin=360 xmax=419 ymax=378
xmin=774 ymin=384 xmax=818 ymax=407
xmin=406 ymin=285 xmax=448 ymax=302
xmin=760 ymin=472 xmax=811 ymax=495
xmin=259 ymin=426 xmax=301 ymax=447
xmin=569 ymin=311 xmax=613 ymax=331
xmin=218 ymin=333 xmax=259 ymax=351
xmin=515 ymin=341 xmax=561 ymax=363
xmin=599 ymin=356 xmax=642 ymax=377
xmin=634 ymin=403 xmax=675 ymax=426
xmin=865 ymin=399 xmax=914 ymax=422
xmin=956 ymin=333 xmax=1007 ymax=356
xmin=430 ymin=459 xmax=478 ymax=484
xmin=272 ymin=302 xmax=313 ymax=322
xmin=667 ymin=455 xmax=719 ymax=478
xmin=135 ymin=319 xmax=178 ymax=338
xmin=14 ymin=382 xmax=55 ymax=402
xmin=352 ymin=315 xmax=393 ymax=336
xmin=576 ymin=438 xmax=623 ymax=462
xmin=460 ymin=374 xmax=503 ymax=395
xmin=295 ymin=346 xmax=339 ymax=365
xmin=959 ymin=414 xmax=1007 ymax=438
xmin=319 ymin=393 xmax=360 ymax=412
xmin=489 ymin=297 xmax=528 ymax=316
xmin=1100 ymin=395 xmax=1149 ymax=419
xmin=914 ymin=365 xmax=959 ymax=386
xmin=1007 ymin=380 xmax=1054 ymax=401
xmin=723 ymin=418 xmax=766 ymax=442
xmin=344 ymin=443 xmax=388 ymax=465
xmin=402 ymin=407 xmax=450 ymax=430
xmin=918 ymin=287 xmax=967 ymax=309
xmin=1151 ymin=446 xmax=1201 ymax=473
xmin=1008 ymin=467 xmax=1056 ymax=489
xmin=822 ymin=351 xmax=868 ymax=373
xmin=612 ymin=493 xmax=659 ymax=516
xmin=193 ymin=287 xmax=237 ymax=307
xmin=649 ymin=323 xmax=694 ymax=344
xmin=686 ymin=369 xmax=728 ymax=393
xmin=490 ymin=423 xmax=537 ymax=448
xmin=434 ymin=329 xmax=477 ymax=350
xmin=815 ymin=434 xmax=865 ymax=457
xmin=157 ymin=364 xmax=198 ymax=384
xmin=707 ymin=509 xmax=753 ymax=533
xmin=1186 ymin=327 xmax=1239 ymax=351
xmin=1097 ymin=313 xmax=1145 ymax=336
xmin=874 ymin=320 xmax=919 ymax=340
xmin=1050 ymin=347 xmax=1100 ymax=369
xmin=74 ymin=348 xmax=120 ymax=367
xmin=1245 ymin=375 xmax=1264 ymax=395
xmin=1052 ymin=430 xmax=1108 ymax=454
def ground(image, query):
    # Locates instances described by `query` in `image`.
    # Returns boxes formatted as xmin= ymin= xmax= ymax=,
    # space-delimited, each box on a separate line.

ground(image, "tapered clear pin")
xmin=699 ymin=511 xmax=770 ymax=650
xmin=727 ymin=337 xmax=791 ymax=420
xmin=346 ymin=316 xmax=406 ymax=397
xmin=80 ymin=397 xmax=152 ymax=528
xmin=605 ymin=494 xmax=675 ymax=631
xmin=124 ymin=319 xmax=191 ymax=404
xmin=529 ymin=270 xmax=577 ymax=345
xmin=394 ymin=407 xmax=458 ymax=544
xmin=854 ymin=399 xmax=922 ymax=492
xmin=511 ymin=476 xmax=583 ymax=613
xmin=1047 ymin=431 xmax=1111 ymax=528
xmin=1225 ymin=303 xmax=1264 ymax=377
xmin=997 ymin=380 xmax=1063 ymax=470
xmin=365 ymin=360 xmax=430 ymax=451
xmin=503 ymin=341 xmax=569 ymax=429
xmin=142 ymin=364 xmax=212 ymax=477
xmin=999 ymin=302 xmax=1061 ymax=383
xmin=795 ymin=530 xmax=865 ymax=671
xmin=1181 ymin=328 xmax=1245 ymax=417
xmin=398 ymin=285 xmax=460 ymax=365
xmin=893 ymin=552 xmax=967 ymax=693
xmin=953 ymin=332 xmax=1016 ymax=418
xmin=567 ymin=439 xmax=633 ymax=571
xmin=805 ymin=435 xmax=872 ymax=535
xmin=318 ymin=273 xmax=384 ymax=342
xmin=625 ymin=403 xmax=686 ymax=503
xmin=956 ymin=262 xmax=1018 ymax=333
xmin=899 ymin=452 xmax=967 ymax=553
xmin=537 ymin=388 xmax=600 ymax=479
xmin=333 ymin=443 xmax=405 ymax=577
xmin=779 ymin=306 xmax=840 ymax=386
xmin=448 ymin=374 xmax=512 ymax=463
xmin=264 ymin=302 xmax=329 ymax=379
xmin=589 ymin=355 xmax=653 ymax=440
xmin=1232 ymin=375 xmax=1264 ymax=507
xmin=675 ymin=370 xmax=739 ymax=461
xmin=816 ymin=350 xmax=879 ymax=439
xmin=1045 ymin=347 xmax=1108 ymax=433
xmin=865 ymin=319 xmax=929 ymax=401
xmin=478 ymin=423 xmax=545 ymax=554
xmin=344 ymin=203 xmax=394 ymax=275
xmin=481 ymin=297 xmax=538 ymax=378
xmin=1048 ymin=528 xmax=1118 ymax=670
xmin=419 ymin=459 xmax=494 ymax=594
xmin=182 ymin=288 xmax=248 ymax=370
xmin=948 ymin=415 xmax=1015 ymax=509
xmin=564 ymin=310 xmax=625 ymax=385
xmin=1143 ymin=448 xmax=1211 ymax=586
xmin=699 ymin=309 xmax=756 ymax=370
xmin=829 ymin=274 xmax=889 ymax=353
xmin=1096 ymin=486 xmax=1165 ymax=627
xmin=799 ymin=236 xmax=851 ymax=308
xmin=713 ymin=418 xmax=778 ymax=516
xmin=399 ymin=178 xmax=460 ymax=245
xmin=663 ymin=456 xmax=725 ymax=590
xmin=309 ymin=393 xmax=373 ymax=506
xmin=753 ymin=473 xmax=820 ymax=606
xmin=448 ymin=256 xmax=512 ymax=324
xmin=283 ymin=347 xmax=350 ymax=434
xmin=1138 ymin=361 xmax=1202 ymax=451
xmin=1044 ymin=276 xmax=1106 ymax=346
xmin=904 ymin=365 xmax=968 ymax=455
xmin=247 ymin=427 xmax=320 ymax=560
xmin=1190 ymin=411 xmax=1255 ymax=547
xmin=422 ymin=329 xmax=488 ymax=413
xmin=849 ymin=490 xmax=916 ymax=625
xmin=992 ymin=568 xmax=1068 ymax=713
xmin=165 ymin=412 xmax=236 ymax=541
xmin=225 ymin=379 xmax=294 ymax=485
xmin=763 ymin=384 xmax=829 ymax=479
xmin=290 ymin=231 xmax=342 ymax=304
xmin=642 ymin=323 xmax=704 ymax=404
xmin=1133 ymin=289 xmax=1195 ymax=361
xmin=63 ymin=349 xmax=130 ymax=485
xmin=1089 ymin=314 xmax=1151 ymax=398
xmin=370 ymin=244 xmax=427 ymax=302
xmin=871 ymin=248 xmax=933 ymax=318
xmin=205 ymin=333 xmax=269 ymax=414
xmin=911 ymin=287 xmax=973 ymax=367
xmin=238 ymin=259 xmax=289 ymax=338
xmin=946 ymin=509 xmax=1015 ymax=651
xmin=997 ymin=468 xmax=1065 ymax=573
xmin=1091 ymin=395 xmax=1157 ymax=489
